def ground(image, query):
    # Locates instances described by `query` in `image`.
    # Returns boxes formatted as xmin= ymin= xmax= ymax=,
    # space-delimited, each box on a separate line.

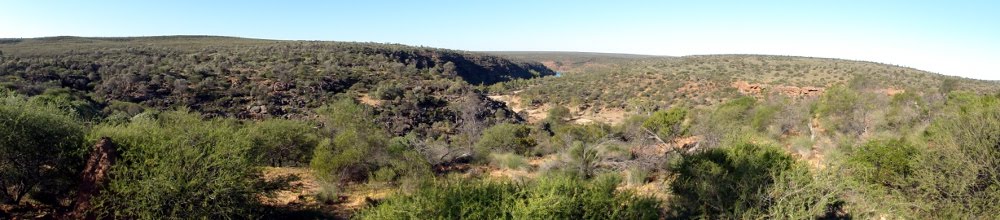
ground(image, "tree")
xmin=311 ymin=98 xmax=388 ymax=182
xmin=546 ymin=105 xmax=571 ymax=123
xmin=0 ymin=94 xmax=84 ymax=204
xmin=455 ymin=91 xmax=488 ymax=156
xmin=474 ymin=123 xmax=536 ymax=157
xmin=846 ymin=139 xmax=919 ymax=186
xmin=88 ymin=110 xmax=270 ymax=219
xmin=669 ymin=142 xmax=796 ymax=218
xmin=244 ymin=119 xmax=321 ymax=167
xmin=641 ymin=107 xmax=688 ymax=143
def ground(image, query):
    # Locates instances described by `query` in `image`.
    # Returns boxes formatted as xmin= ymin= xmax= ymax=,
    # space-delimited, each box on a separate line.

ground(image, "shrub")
xmin=89 ymin=110 xmax=269 ymax=219
xmin=474 ymin=123 xmax=536 ymax=157
xmin=490 ymin=153 xmax=529 ymax=170
xmin=845 ymin=139 xmax=919 ymax=186
xmin=355 ymin=174 xmax=661 ymax=219
xmin=373 ymin=83 xmax=403 ymax=100
xmin=902 ymin=93 xmax=1000 ymax=217
xmin=642 ymin=107 xmax=688 ymax=142
xmin=244 ymin=119 xmax=320 ymax=166
xmin=546 ymin=105 xmax=571 ymax=123
xmin=311 ymin=99 xmax=387 ymax=182
xmin=668 ymin=142 xmax=796 ymax=218
xmin=28 ymin=88 xmax=101 ymax=120
xmin=0 ymin=93 xmax=85 ymax=204
xmin=765 ymin=166 xmax=842 ymax=219
xmin=311 ymin=129 xmax=376 ymax=183
xmin=311 ymin=98 xmax=431 ymax=185
xmin=815 ymin=86 xmax=867 ymax=136
xmin=691 ymin=96 xmax=758 ymax=148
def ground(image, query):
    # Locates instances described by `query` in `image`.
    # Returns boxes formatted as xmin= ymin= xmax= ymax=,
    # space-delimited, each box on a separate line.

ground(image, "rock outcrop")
xmin=68 ymin=137 xmax=119 ymax=220
xmin=732 ymin=81 xmax=825 ymax=98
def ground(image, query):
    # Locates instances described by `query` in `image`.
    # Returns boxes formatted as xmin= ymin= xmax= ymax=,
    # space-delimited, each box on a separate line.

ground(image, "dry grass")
xmin=260 ymin=167 xmax=394 ymax=219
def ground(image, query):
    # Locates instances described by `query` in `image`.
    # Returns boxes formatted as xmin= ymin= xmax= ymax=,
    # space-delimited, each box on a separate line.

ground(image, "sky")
xmin=2 ymin=0 xmax=998 ymax=80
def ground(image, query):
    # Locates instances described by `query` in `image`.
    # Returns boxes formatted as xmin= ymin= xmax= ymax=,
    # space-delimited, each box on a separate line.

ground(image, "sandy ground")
xmin=489 ymin=94 xmax=629 ymax=125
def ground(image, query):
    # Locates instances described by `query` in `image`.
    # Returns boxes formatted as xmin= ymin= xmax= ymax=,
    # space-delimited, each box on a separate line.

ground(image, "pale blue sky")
xmin=2 ymin=1 xmax=998 ymax=80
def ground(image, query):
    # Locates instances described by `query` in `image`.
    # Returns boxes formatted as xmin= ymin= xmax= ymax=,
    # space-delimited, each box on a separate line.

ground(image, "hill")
xmin=488 ymin=54 xmax=999 ymax=123
xmin=5 ymin=36 xmax=1000 ymax=219
xmin=0 ymin=36 xmax=560 ymax=140
xmin=487 ymin=51 xmax=662 ymax=73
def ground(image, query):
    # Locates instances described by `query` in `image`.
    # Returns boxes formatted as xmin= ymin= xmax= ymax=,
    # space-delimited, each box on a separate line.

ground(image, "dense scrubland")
xmin=2 ymin=36 xmax=1000 ymax=219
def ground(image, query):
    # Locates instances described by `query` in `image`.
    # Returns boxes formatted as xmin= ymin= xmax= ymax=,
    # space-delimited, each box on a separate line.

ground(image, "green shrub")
xmin=474 ymin=123 xmax=536 ymax=157
xmin=815 ymin=86 xmax=866 ymax=135
xmin=244 ymin=119 xmax=320 ymax=166
xmin=311 ymin=98 xmax=431 ymax=184
xmin=765 ymin=166 xmax=842 ymax=219
xmin=0 ymin=93 xmax=85 ymax=204
xmin=691 ymin=96 xmax=760 ymax=148
xmin=490 ymin=153 xmax=529 ymax=170
xmin=89 ymin=110 xmax=269 ymax=219
xmin=311 ymin=99 xmax=388 ymax=182
xmin=373 ymin=83 xmax=404 ymax=100
xmin=551 ymin=123 xmax=611 ymax=147
xmin=546 ymin=105 xmax=571 ymax=123
xmin=315 ymin=181 xmax=339 ymax=205
xmin=311 ymin=129 xmax=375 ymax=182
xmin=642 ymin=107 xmax=688 ymax=142
xmin=846 ymin=139 xmax=919 ymax=186
xmin=28 ymin=88 xmax=101 ymax=120
xmin=902 ymin=93 xmax=1000 ymax=217
xmin=669 ymin=142 xmax=796 ymax=218
xmin=355 ymin=174 xmax=661 ymax=219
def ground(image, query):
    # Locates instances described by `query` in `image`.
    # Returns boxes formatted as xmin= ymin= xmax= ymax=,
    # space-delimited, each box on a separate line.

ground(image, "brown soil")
xmin=489 ymin=93 xmax=628 ymax=125
xmin=356 ymin=93 xmax=382 ymax=107
xmin=883 ymin=88 xmax=906 ymax=96
xmin=260 ymin=167 xmax=393 ymax=219
xmin=261 ymin=167 xmax=321 ymax=207
xmin=731 ymin=81 xmax=825 ymax=98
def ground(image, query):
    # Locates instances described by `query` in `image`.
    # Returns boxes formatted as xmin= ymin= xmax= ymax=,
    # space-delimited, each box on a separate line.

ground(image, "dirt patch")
xmin=801 ymin=117 xmax=832 ymax=169
xmin=489 ymin=94 xmax=628 ymax=125
xmin=261 ymin=167 xmax=321 ymax=207
xmin=260 ymin=167 xmax=396 ymax=219
xmin=732 ymin=81 xmax=825 ymax=98
xmin=571 ymin=108 xmax=627 ymax=125
xmin=488 ymin=94 xmax=549 ymax=123
xmin=338 ymin=185 xmax=392 ymax=212
xmin=617 ymin=177 xmax=672 ymax=205
xmin=357 ymin=93 xmax=382 ymax=107
xmin=883 ymin=88 xmax=905 ymax=96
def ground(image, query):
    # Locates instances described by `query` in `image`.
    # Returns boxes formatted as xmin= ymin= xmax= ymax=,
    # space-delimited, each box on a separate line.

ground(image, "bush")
xmin=668 ymin=142 xmax=796 ymax=218
xmin=845 ymin=139 xmax=919 ymax=186
xmin=691 ymin=96 xmax=759 ymax=148
xmin=355 ymin=174 xmax=661 ymax=219
xmin=546 ymin=105 xmax=571 ymax=123
xmin=815 ymin=86 xmax=867 ymax=136
xmin=0 ymin=93 xmax=85 ymax=204
xmin=28 ymin=88 xmax=101 ymax=120
xmin=311 ymin=98 xmax=431 ymax=185
xmin=642 ymin=107 xmax=688 ymax=142
xmin=89 ymin=110 xmax=269 ymax=219
xmin=899 ymin=93 xmax=1000 ymax=217
xmin=474 ymin=123 xmax=536 ymax=157
xmin=244 ymin=119 xmax=320 ymax=166
xmin=311 ymin=99 xmax=388 ymax=183
xmin=490 ymin=153 xmax=529 ymax=170
xmin=373 ymin=83 xmax=404 ymax=100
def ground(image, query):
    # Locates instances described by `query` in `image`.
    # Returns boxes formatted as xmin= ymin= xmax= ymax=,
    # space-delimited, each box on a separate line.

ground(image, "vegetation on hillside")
xmin=3 ymin=37 xmax=1000 ymax=219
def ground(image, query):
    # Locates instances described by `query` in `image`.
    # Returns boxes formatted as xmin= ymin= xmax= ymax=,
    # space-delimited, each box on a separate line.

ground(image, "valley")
xmin=2 ymin=36 xmax=1000 ymax=219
